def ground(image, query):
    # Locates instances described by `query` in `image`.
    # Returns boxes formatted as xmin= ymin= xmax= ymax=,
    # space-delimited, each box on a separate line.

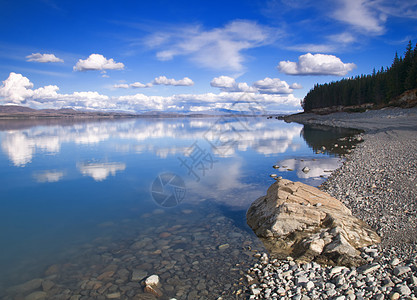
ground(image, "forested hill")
xmin=302 ymin=42 xmax=417 ymax=113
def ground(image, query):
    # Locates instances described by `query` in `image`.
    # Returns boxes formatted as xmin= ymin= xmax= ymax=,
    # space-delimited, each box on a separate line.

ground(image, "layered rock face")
xmin=247 ymin=179 xmax=381 ymax=266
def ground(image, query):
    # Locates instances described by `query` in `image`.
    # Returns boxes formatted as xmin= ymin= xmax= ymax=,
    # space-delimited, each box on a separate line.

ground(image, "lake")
xmin=0 ymin=116 xmax=360 ymax=299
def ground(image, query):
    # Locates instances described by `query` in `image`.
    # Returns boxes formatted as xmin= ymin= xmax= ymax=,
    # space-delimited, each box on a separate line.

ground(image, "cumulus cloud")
xmin=210 ymin=76 xmax=255 ymax=93
xmin=253 ymin=77 xmax=293 ymax=94
xmin=0 ymin=72 xmax=110 ymax=110
xmin=210 ymin=76 xmax=301 ymax=95
xmin=277 ymin=53 xmax=356 ymax=76
xmin=0 ymin=72 xmax=301 ymax=113
xmin=0 ymin=72 xmax=34 ymax=104
xmin=26 ymin=53 xmax=64 ymax=63
xmin=73 ymin=54 xmax=125 ymax=71
xmin=145 ymin=20 xmax=278 ymax=71
xmin=153 ymin=76 xmax=194 ymax=86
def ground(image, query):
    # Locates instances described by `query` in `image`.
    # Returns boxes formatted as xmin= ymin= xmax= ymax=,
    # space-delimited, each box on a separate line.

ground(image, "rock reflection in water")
xmin=301 ymin=124 xmax=363 ymax=156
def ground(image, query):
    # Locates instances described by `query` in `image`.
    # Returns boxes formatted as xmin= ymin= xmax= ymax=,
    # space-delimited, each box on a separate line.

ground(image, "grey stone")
xmin=382 ymin=278 xmax=395 ymax=288
xmin=24 ymin=292 xmax=47 ymax=300
xmin=358 ymin=263 xmax=380 ymax=274
xmin=393 ymin=266 xmax=411 ymax=276
xmin=306 ymin=281 xmax=314 ymax=290
xmin=396 ymin=284 xmax=411 ymax=296
xmin=330 ymin=266 xmax=347 ymax=275
xmin=390 ymin=258 xmax=401 ymax=266
xmin=410 ymin=275 xmax=417 ymax=285
xmin=326 ymin=288 xmax=337 ymax=297
xmin=7 ymin=278 xmax=43 ymax=294
xmin=295 ymin=276 xmax=309 ymax=286
xmin=131 ymin=269 xmax=148 ymax=282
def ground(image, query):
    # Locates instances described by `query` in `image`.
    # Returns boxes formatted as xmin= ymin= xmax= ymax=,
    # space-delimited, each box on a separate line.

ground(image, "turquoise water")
xmin=0 ymin=117 xmax=356 ymax=298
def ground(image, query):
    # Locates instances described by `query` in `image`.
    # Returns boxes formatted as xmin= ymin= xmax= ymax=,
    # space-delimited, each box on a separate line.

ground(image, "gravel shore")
xmin=246 ymin=107 xmax=417 ymax=299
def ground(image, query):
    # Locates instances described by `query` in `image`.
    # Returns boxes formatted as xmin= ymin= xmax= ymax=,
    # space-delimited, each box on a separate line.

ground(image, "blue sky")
xmin=0 ymin=0 xmax=416 ymax=113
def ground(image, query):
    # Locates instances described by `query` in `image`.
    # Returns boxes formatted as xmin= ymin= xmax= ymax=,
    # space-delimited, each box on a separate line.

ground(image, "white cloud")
xmin=131 ymin=81 xmax=153 ymax=88
xmin=375 ymin=1 xmax=417 ymax=19
xmin=290 ymin=82 xmax=303 ymax=89
xmin=0 ymin=72 xmax=34 ymax=104
xmin=278 ymin=53 xmax=356 ymax=76
xmin=253 ymin=77 xmax=293 ymax=94
xmin=210 ymin=76 xmax=256 ymax=93
xmin=113 ymin=83 xmax=130 ymax=89
xmin=77 ymin=162 xmax=126 ymax=181
xmin=0 ymin=73 xmax=301 ymax=113
xmin=145 ymin=20 xmax=278 ymax=71
xmin=327 ymin=32 xmax=356 ymax=45
xmin=73 ymin=54 xmax=125 ymax=71
xmin=153 ymin=76 xmax=194 ymax=86
xmin=26 ymin=53 xmax=64 ymax=63
xmin=211 ymin=76 xmax=301 ymax=95
xmin=113 ymin=77 xmax=193 ymax=89
xmin=332 ymin=0 xmax=386 ymax=35
xmin=113 ymin=82 xmax=153 ymax=89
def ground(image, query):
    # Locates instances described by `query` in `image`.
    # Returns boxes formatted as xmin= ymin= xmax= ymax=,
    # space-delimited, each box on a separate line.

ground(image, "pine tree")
xmin=302 ymin=43 xmax=417 ymax=112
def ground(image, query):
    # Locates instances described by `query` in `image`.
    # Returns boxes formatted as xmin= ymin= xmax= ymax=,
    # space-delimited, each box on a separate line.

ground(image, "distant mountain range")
xmin=0 ymin=105 xmax=279 ymax=119
xmin=0 ymin=105 xmax=137 ymax=119
xmin=0 ymin=105 xmax=212 ymax=119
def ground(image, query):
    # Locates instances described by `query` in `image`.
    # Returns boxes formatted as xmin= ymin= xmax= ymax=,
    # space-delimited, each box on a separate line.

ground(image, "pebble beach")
xmin=246 ymin=107 xmax=417 ymax=299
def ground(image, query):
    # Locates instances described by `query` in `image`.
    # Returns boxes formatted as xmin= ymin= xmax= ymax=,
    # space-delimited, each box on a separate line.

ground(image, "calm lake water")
xmin=0 ymin=117 xmax=359 ymax=299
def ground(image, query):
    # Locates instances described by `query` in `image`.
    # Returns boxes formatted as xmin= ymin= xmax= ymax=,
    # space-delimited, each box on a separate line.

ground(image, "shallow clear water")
xmin=0 ymin=117 xmax=358 ymax=299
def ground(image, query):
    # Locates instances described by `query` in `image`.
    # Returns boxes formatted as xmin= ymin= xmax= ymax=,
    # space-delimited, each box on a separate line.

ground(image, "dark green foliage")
xmin=302 ymin=42 xmax=417 ymax=112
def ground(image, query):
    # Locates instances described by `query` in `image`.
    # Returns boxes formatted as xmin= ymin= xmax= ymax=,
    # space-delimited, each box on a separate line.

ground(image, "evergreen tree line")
xmin=302 ymin=42 xmax=417 ymax=112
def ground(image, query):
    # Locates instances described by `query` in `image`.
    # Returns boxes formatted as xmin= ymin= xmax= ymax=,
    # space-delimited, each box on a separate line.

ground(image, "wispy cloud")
xmin=113 ymin=76 xmax=194 ymax=89
xmin=26 ymin=53 xmax=64 ymax=63
xmin=264 ymin=0 xmax=417 ymax=53
xmin=143 ymin=20 xmax=280 ymax=71
xmin=332 ymin=0 xmax=386 ymax=35
xmin=332 ymin=0 xmax=417 ymax=36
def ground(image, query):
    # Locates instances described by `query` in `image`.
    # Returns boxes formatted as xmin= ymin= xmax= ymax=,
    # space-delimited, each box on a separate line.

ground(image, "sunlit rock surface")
xmin=247 ymin=179 xmax=381 ymax=266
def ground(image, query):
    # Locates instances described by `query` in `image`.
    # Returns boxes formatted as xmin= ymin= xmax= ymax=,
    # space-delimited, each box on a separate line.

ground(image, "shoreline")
xmin=245 ymin=107 xmax=417 ymax=299
xmin=284 ymin=106 xmax=417 ymax=259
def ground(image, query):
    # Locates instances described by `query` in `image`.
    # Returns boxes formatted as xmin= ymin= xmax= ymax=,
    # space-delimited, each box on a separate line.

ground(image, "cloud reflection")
xmin=184 ymin=158 xmax=262 ymax=208
xmin=77 ymin=162 xmax=126 ymax=181
xmin=0 ymin=118 xmax=303 ymax=166
xmin=33 ymin=170 xmax=65 ymax=183
xmin=277 ymin=158 xmax=343 ymax=181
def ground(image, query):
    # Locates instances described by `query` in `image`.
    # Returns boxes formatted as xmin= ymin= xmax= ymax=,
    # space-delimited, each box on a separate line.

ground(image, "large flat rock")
xmin=247 ymin=179 xmax=381 ymax=266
